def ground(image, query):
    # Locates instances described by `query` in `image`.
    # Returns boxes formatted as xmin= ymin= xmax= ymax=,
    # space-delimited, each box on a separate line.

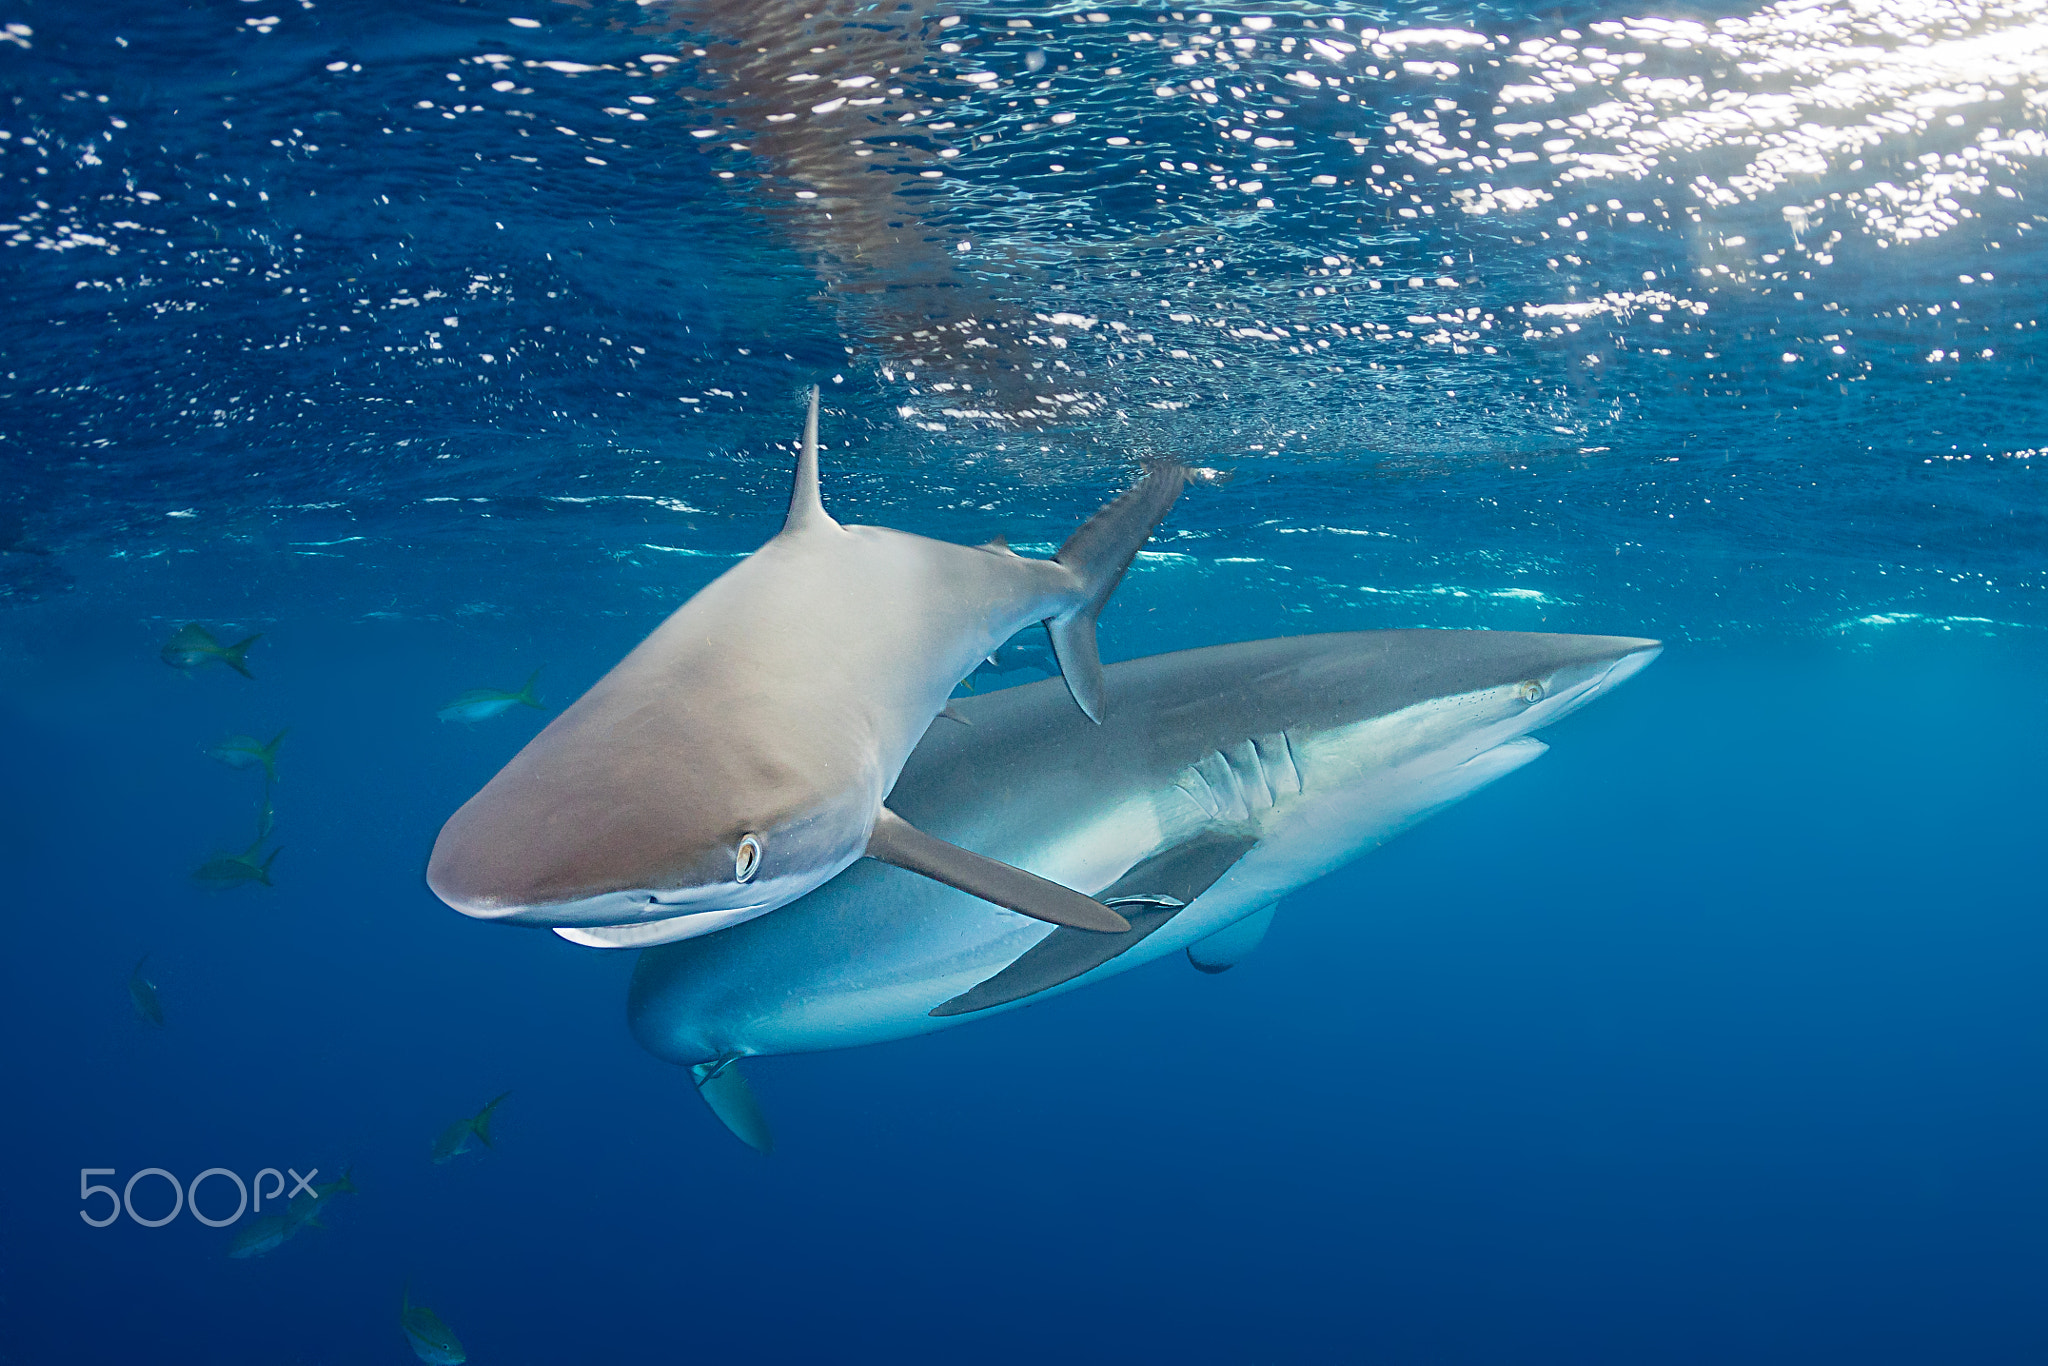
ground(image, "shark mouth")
xmin=553 ymin=904 xmax=775 ymax=949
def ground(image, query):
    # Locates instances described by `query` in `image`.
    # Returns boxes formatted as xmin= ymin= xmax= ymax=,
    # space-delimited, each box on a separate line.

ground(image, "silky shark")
xmin=427 ymin=390 xmax=1187 ymax=946
xmin=627 ymin=629 xmax=1661 ymax=1151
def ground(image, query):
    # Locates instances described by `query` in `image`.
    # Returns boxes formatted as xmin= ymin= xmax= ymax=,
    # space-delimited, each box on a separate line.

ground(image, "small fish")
xmin=162 ymin=623 xmax=260 ymax=679
xmin=401 ymin=1289 xmax=468 ymax=1365
xmin=206 ymin=728 xmax=288 ymax=783
xmin=128 ymin=954 xmax=164 ymax=1027
xmin=431 ymin=1091 xmax=510 ymax=1165
xmin=228 ymin=1212 xmax=295 ymax=1259
xmin=192 ymin=839 xmax=281 ymax=889
xmin=226 ymin=1169 xmax=355 ymax=1258
xmin=437 ymin=670 xmax=542 ymax=724
xmin=284 ymin=1167 xmax=356 ymax=1232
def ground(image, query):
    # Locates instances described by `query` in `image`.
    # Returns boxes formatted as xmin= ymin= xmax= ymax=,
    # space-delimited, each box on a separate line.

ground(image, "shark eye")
xmin=734 ymin=834 xmax=763 ymax=884
xmin=1517 ymin=680 xmax=1546 ymax=703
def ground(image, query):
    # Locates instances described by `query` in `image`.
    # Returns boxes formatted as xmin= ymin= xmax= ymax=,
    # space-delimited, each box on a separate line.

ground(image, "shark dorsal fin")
xmin=783 ymin=387 xmax=837 ymax=536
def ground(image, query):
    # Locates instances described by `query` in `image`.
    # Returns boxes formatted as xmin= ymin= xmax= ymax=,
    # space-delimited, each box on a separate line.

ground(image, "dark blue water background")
xmin=1 ymin=0 xmax=2044 ymax=1360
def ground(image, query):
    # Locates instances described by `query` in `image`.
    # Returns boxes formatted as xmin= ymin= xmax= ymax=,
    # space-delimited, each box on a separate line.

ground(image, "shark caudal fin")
xmin=220 ymin=635 xmax=261 ymax=680
xmin=782 ymin=387 xmax=837 ymax=537
xmin=692 ymin=1059 xmax=773 ymax=1154
xmin=1047 ymin=461 xmax=1189 ymax=722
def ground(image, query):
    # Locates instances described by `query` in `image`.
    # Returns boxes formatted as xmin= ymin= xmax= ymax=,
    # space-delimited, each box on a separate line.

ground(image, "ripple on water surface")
xmin=0 ymin=0 xmax=2040 ymax=636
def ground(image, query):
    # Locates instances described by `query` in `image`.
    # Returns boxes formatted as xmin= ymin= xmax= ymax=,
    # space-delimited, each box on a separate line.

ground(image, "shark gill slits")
xmin=734 ymin=833 xmax=763 ymax=884
xmin=1518 ymin=680 xmax=1546 ymax=703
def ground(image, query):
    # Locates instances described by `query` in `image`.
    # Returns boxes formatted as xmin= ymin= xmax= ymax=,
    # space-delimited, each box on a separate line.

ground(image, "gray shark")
xmin=627 ymin=629 xmax=1660 ymax=1150
xmin=428 ymin=389 xmax=1186 ymax=946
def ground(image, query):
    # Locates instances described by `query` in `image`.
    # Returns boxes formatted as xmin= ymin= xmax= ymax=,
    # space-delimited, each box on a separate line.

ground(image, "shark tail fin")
xmin=691 ymin=1058 xmax=773 ymax=1154
xmin=258 ymin=846 xmax=282 ymax=886
xmin=782 ymin=387 xmax=836 ymax=536
xmin=261 ymin=728 xmax=288 ymax=784
xmin=220 ymin=634 xmax=261 ymax=679
xmin=132 ymin=952 xmax=150 ymax=978
xmin=516 ymin=670 xmax=543 ymax=709
xmin=1047 ymin=461 xmax=1189 ymax=722
xmin=333 ymin=1166 xmax=357 ymax=1195
xmin=473 ymin=1091 xmax=512 ymax=1148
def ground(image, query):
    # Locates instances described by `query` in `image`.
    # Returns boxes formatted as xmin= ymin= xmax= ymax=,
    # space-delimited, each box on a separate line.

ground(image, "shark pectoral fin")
xmin=930 ymin=829 xmax=1261 ymax=1017
xmin=1095 ymin=828 xmax=1259 ymax=907
xmin=931 ymin=901 xmax=1180 ymax=1017
xmin=1187 ymin=902 xmax=1280 ymax=974
xmin=1046 ymin=460 xmax=1190 ymax=723
xmin=691 ymin=1059 xmax=772 ymax=1154
xmin=865 ymin=807 xmax=1130 ymax=933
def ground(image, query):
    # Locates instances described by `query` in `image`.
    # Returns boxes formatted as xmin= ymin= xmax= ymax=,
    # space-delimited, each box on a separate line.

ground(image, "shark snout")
xmin=1528 ymin=637 xmax=1662 ymax=726
xmin=1599 ymin=638 xmax=1663 ymax=689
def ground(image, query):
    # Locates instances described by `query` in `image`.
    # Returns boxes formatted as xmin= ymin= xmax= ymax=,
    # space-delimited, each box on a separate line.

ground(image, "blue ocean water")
xmin=2 ymin=0 xmax=2044 ymax=1360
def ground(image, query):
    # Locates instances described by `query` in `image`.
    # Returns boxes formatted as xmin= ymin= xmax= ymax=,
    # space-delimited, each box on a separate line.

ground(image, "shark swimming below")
xmin=428 ymin=389 xmax=1186 ymax=947
xmin=627 ymin=628 xmax=1661 ymax=1151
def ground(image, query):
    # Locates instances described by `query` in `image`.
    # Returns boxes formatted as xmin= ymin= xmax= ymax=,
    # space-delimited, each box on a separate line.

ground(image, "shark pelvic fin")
xmin=692 ymin=1058 xmax=772 ymax=1154
xmin=1047 ymin=461 xmax=1189 ymax=723
xmin=782 ymin=386 xmax=837 ymax=536
xmin=865 ymin=807 xmax=1129 ymax=933
xmin=930 ymin=828 xmax=1259 ymax=1017
xmin=1187 ymin=902 xmax=1279 ymax=974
